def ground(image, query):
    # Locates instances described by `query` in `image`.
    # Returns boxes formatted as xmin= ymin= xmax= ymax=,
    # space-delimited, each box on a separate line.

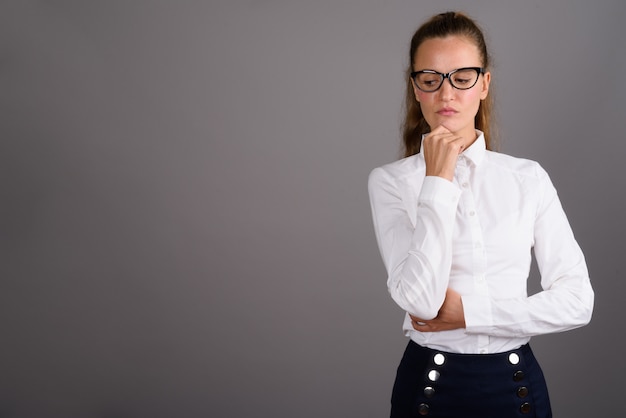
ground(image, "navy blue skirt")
xmin=391 ymin=341 xmax=552 ymax=418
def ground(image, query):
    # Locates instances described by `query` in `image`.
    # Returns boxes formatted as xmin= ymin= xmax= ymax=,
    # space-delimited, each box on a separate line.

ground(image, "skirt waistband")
xmin=409 ymin=340 xmax=533 ymax=366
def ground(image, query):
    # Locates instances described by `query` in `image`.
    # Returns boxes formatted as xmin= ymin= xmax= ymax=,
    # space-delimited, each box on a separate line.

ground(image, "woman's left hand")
xmin=410 ymin=288 xmax=466 ymax=332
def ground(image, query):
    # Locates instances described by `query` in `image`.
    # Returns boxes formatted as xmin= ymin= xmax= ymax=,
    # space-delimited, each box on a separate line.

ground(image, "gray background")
xmin=1 ymin=1 xmax=624 ymax=417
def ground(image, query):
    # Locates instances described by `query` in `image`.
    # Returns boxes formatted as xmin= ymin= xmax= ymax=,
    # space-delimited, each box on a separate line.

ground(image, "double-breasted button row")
xmin=418 ymin=353 xmax=446 ymax=415
xmin=509 ymin=352 xmax=531 ymax=413
xmin=418 ymin=351 xmax=532 ymax=415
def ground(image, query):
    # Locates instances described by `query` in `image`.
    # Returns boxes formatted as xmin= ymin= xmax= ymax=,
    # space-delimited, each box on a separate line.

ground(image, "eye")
xmin=416 ymin=73 xmax=441 ymax=89
xmin=451 ymin=69 xmax=478 ymax=87
xmin=452 ymin=77 xmax=471 ymax=85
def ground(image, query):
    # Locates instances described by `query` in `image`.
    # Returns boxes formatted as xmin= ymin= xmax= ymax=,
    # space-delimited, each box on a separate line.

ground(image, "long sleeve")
xmin=368 ymin=166 xmax=462 ymax=319
xmin=462 ymin=166 xmax=594 ymax=337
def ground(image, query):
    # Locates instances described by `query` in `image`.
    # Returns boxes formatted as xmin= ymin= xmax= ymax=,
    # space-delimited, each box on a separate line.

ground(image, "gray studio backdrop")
xmin=1 ymin=1 xmax=624 ymax=417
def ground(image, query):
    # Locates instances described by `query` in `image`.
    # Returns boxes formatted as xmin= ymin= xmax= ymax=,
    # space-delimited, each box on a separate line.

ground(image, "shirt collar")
xmin=461 ymin=130 xmax=486 ymax=167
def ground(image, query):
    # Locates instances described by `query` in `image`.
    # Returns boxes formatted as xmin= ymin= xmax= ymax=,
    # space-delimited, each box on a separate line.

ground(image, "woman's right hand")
xmin=422 ymin=125 xmax=466 ymax=182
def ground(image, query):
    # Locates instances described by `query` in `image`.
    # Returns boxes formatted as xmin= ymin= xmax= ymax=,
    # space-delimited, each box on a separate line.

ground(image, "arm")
xmin=368 ymin=167 xmax=461 ymax=319
xmin=461 ymin=167 xmax=594 ymax=337
xmin=410 ymin=288 xmax=466 ymax=332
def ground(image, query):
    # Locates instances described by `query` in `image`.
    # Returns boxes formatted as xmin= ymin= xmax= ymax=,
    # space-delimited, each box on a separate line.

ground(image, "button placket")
xmin=457 ymin=158 xmax=490 ymax=356
xmin=477 ymin=335 xmax=489 ymax=354
xmin=459 ymin=163 xmax=489 ymax=295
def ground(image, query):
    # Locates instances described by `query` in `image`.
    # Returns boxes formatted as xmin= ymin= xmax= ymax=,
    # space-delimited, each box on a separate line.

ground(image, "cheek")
xmin=415 ymin=91 xmax=434 ymax=108
xmin=461 ymin=90 xmax=483 ymax=111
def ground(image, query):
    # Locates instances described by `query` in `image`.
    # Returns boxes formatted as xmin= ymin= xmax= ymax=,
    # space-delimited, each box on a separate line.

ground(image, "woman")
xmin=368 ymin=11 xmax=594 ymax=418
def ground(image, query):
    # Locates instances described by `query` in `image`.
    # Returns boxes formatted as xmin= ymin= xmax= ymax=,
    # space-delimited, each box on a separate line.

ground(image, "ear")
xmin=480 ymin=71 xmax=491 ymax=100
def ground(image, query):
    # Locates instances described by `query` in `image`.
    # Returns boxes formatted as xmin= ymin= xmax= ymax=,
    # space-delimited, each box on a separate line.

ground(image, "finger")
xmin=409 ymin=314 xmax=425 ymax=322
xmin=426 ymin=127 xmax=466 ymax=149
xmin=429 ymin=124 xmax=451 ymax=135
xmin=425 ymin=132 xmax=464 ymax=148
xmin=444 ymin=135 xmax=466 ymax=154
xmin=411 ymin=318 xmax=428 ymax=327
xmin=412 ymin=321 xmax=432 ymax=332
xmin=424 ymin=131 xmax=454 ymax=143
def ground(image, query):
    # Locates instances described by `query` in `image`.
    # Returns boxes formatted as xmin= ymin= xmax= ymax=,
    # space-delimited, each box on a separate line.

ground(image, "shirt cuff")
xmin=418 ymin=176 xmax=461 ymax=207
xmin=462 ymin=294 xmax=493 ymax=333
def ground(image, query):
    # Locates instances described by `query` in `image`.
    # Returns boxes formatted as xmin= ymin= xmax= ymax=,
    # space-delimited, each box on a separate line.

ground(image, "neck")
xmin=455 ymin=127 xmax=478 ymax=151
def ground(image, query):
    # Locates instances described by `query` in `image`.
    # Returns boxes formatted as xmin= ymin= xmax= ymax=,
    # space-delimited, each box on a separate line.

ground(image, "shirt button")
xmin=469 ymin=210 xmax=475 ymax=216
xmin=479 ymin=349 xmax=487 ymax=354
xmin=462 ymin=182 xmax=469 ymax=188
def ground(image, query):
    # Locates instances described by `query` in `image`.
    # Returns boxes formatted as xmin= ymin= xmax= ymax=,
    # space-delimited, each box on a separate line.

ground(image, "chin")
xmin=428 ymin=119 xmax=458 ymax=133
xmin=432 ymin=118 xmax=472 ymax=136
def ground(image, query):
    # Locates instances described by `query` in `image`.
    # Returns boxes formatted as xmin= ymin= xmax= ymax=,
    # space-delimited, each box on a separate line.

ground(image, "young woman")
xmin=368 ymin=12 xmax=594 ymax=418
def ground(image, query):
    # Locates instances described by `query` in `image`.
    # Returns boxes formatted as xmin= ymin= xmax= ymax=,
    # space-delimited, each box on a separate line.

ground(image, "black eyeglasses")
xmin=410 ymin=67 xmax=485 ymax=92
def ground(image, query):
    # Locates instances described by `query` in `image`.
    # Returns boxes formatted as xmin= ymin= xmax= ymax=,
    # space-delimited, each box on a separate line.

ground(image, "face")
xmin=412 ymin=35 xmax=491 ymax=141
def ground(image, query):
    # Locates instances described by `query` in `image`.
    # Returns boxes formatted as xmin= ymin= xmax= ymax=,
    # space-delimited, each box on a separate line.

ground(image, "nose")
xmin=438 ymin=77 xmax=455 ymax=100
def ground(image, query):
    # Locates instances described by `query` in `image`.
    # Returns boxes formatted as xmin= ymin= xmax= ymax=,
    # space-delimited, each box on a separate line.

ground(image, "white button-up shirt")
xmin=368 ymin=132 xmax=594 ymax=354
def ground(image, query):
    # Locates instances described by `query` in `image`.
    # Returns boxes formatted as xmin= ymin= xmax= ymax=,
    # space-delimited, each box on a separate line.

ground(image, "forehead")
xmin=413 ymin=35 xmax=482 ymax=71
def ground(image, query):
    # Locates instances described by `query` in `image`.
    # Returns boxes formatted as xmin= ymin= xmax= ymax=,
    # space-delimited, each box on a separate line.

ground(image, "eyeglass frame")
xmin=410 ymin=67 xmax=485 ymax=92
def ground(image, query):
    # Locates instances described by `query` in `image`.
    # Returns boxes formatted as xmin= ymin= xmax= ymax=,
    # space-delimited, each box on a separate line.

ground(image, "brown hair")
xmin=402 ymin=11 xmax=495 ymax=157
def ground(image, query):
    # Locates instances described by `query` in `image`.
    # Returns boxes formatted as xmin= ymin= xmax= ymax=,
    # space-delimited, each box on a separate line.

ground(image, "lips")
xmin=436 ymin=107 xmax=458 ymax=116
